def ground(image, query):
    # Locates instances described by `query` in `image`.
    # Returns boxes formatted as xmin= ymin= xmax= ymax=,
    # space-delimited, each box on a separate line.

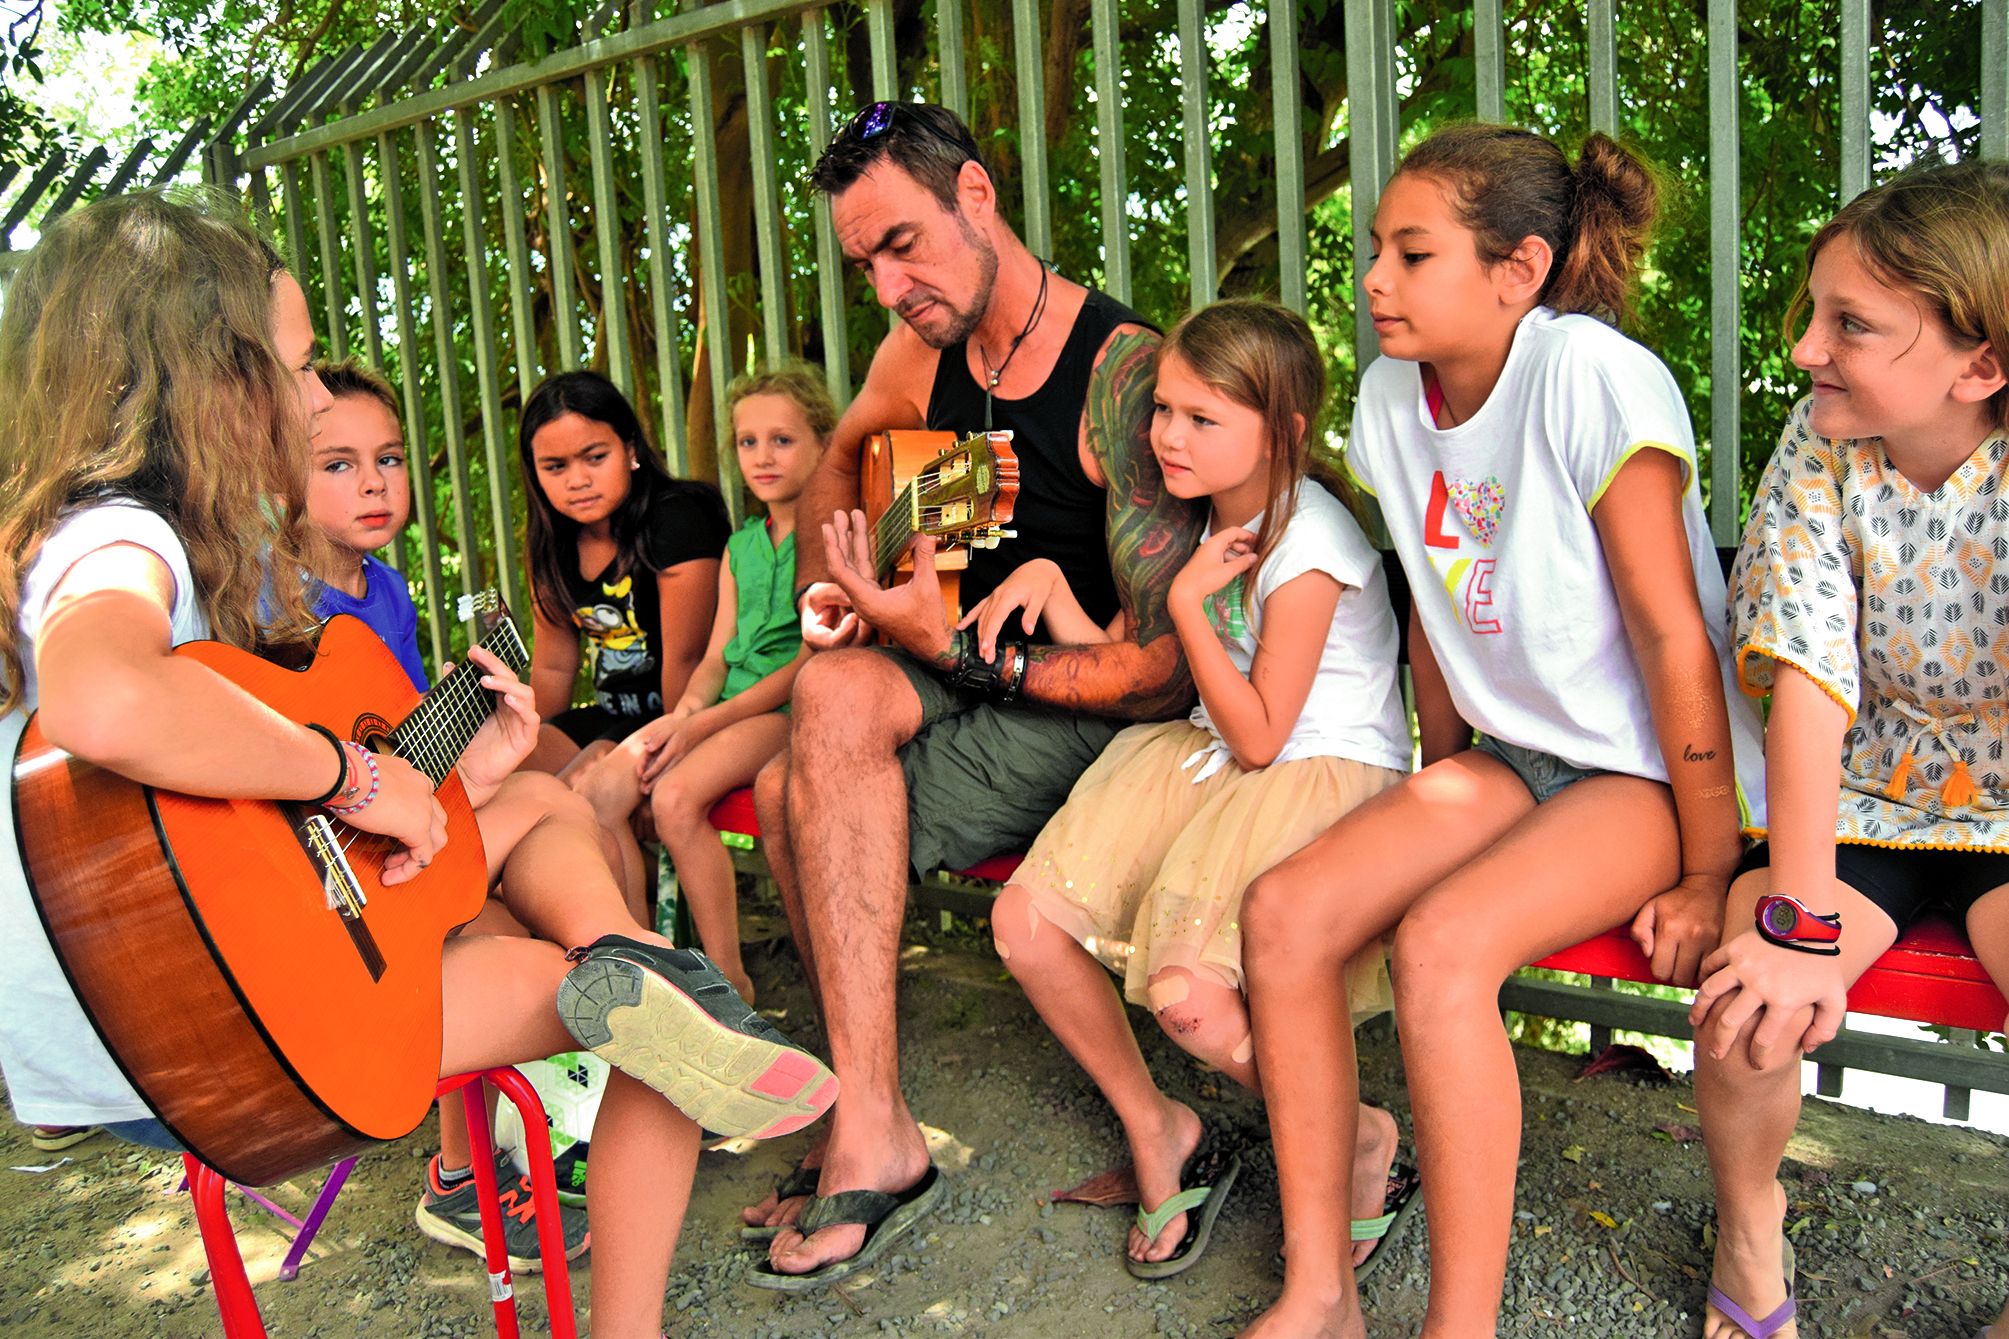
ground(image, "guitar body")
xmin=15 ymin=614 xmax=485 ymax=1185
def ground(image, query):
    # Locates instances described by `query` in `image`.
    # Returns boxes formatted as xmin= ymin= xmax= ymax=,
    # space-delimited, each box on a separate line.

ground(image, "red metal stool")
xmin=186 ymin=1066 xmax=579 ymax=1338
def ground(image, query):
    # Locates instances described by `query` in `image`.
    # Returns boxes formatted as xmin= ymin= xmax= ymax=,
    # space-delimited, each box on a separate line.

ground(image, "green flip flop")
xmin=745 ymin=1164 xmax=945 ymax=1292
xmin=740 ymin=1160 xmax=822 ymax=1244
xmin=1352 ymin=1161 xmax=1422 ymax=1280
xmin=1125 ymin=1136 xmax=1243 ymax=1281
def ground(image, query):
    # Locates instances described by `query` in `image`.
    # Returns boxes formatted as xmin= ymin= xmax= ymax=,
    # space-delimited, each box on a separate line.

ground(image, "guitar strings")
xmin=325 ymin=621 xmax=527 ymax=871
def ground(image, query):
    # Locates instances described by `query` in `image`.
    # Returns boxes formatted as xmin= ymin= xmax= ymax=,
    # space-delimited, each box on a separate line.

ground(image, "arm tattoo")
xmin=1020 ymin=329 xmax=1207 ymax=720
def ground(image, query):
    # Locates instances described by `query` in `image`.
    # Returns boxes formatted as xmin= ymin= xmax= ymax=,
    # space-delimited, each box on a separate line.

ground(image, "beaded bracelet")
xmin=324 ymin=740 xmax=381 ymax=818
xmin=302 ymin=723 xmax=351 ymax=806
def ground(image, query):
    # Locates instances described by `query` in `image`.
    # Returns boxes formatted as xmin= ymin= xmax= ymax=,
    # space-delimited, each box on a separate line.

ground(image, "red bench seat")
xmin=1534 ymin=921 xmax=2005 ymax=1034
xmin=709 ymin=785 xmax=2004 ymax=1034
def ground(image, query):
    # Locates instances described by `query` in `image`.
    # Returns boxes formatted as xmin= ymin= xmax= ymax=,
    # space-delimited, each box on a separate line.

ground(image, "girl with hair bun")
xmin=1235 ymin=125 xmax=1766 ymax=1337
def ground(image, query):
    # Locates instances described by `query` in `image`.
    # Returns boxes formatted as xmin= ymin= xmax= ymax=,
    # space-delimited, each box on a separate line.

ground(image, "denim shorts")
xmin=1472 ymin=733 xmax=1605 ymax=804
xmin=104 ymin=1117 xmax=183 ymax=1152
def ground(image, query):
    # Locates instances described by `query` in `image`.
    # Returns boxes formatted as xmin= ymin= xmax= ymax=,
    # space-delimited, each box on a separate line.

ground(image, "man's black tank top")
xmin=926 ymin=285 xmax=1153 ymax=632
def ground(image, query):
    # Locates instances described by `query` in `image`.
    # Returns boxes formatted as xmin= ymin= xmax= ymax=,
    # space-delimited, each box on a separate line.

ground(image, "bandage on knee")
xmin=1146 ymin=975 xmax=1191 ymax=1012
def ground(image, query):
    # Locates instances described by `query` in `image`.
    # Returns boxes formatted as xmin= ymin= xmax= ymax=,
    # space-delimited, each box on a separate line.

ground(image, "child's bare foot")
xmin=1704 ymin=1181 xmax=1797 ymax=1339
xmin=1349 ymin=1104 xmax=1399 ymax=1266
xmin=1238 ymin=1288 xmax=1364 ymax=1339
xmin=740 ymin=1134 xmax=825 ymax=1228
xmin=1125 ymin=1098 xmax=1203 ymax=1263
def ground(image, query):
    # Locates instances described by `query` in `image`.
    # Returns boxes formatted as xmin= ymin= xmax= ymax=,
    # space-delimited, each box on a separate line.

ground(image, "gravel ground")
xmin=1 ymin=910 xmax=2003 ymax=1338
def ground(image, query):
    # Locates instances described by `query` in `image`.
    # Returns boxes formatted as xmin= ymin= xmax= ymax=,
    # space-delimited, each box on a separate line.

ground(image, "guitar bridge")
xmin=299 ymin=813 xmax=386 ymax=981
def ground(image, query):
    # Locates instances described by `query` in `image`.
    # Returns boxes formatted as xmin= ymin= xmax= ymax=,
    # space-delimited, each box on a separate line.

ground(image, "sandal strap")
xmin=1352 ymin=1209 xmax=1397 ymax=1241
xmin=775 ymin=1164 xmax=821 ymax=1201
xmin=798 ymin=1188 xmax=900 ymax=1234
xmin=1134 ymin=1184 xmax=1213 ymax=1240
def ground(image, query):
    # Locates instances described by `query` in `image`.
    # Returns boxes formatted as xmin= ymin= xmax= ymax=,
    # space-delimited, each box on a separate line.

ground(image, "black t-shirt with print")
xmin=561 ymin=486 xmax=731 ymax=718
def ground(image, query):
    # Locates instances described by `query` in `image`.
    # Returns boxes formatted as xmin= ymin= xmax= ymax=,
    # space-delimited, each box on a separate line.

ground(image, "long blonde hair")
xmin=0 ymin=189 xmax=320 ymax=713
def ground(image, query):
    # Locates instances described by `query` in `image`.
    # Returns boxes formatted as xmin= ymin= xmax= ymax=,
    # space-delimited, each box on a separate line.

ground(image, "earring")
xmin=629 ymin=456 xmax=640 ymax=471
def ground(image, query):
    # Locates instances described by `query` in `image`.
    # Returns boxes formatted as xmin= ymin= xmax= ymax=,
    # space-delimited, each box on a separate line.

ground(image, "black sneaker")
xmin=550 ymin=1140 xmax=589 ymax=1208
xmin=415 ymin=1150 xmax=589 ymax=1273
xmin=556 ymin=936 xmax=837 ymax=1141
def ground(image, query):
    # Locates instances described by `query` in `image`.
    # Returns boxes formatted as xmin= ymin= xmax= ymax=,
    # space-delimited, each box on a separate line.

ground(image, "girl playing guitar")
xmin=0 ymin=190 xmax=830 ymax=1339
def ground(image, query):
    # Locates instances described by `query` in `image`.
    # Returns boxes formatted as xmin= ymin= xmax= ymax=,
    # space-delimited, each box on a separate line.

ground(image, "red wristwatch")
xmin=1753 ymin=894 xmax=1843 ymax=956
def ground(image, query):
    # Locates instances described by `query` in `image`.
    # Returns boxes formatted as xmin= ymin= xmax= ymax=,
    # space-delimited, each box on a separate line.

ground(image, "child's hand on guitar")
xmin=341 ymin=752 xmax=449 ymax=886
xmin=450 ymin=647 xmax=541 ymax=807
xmin=959 ymin=559 xmax=1068 ymax=658
xmin=824 ymin=508 xmax=953 ymax=660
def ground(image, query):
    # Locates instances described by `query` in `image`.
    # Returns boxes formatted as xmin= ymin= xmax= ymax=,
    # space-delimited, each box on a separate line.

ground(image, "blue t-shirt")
xmin=312 ymin=555 xmax=429 ymax=692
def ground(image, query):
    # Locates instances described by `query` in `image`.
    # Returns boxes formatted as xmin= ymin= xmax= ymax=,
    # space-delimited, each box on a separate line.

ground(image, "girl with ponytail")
xmin=1234 ymin=124 xmax=1766 ymax=1337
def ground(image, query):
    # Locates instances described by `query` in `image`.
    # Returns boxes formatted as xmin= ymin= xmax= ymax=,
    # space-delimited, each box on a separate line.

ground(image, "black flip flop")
xmin=1352 ymin=1161 xmax=1422 ymax=1280
xmin=740 ymin=1160 xmax=822 ymax=1244
xmin=745 ymin=1165 xmax=945 ymax=1292
xmin=1125 ymin=1133 xmax=1243 ymax=1281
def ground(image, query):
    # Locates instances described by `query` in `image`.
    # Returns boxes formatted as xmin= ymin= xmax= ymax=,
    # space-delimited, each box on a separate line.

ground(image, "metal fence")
xmin=3 ymin=0 xmax=2005 ymax=1108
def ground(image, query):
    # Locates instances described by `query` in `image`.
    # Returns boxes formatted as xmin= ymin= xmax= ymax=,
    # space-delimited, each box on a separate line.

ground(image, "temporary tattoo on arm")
xmin=1682 ymin=744 xmax=1717 ymax=762
xmin=1020 ymin=329 xmax=1206 ymax=719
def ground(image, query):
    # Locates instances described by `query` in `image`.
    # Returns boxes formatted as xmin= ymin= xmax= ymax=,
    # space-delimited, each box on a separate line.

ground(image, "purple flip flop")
xmin=1706 ymin=1238 xmax=1797 ymax=1338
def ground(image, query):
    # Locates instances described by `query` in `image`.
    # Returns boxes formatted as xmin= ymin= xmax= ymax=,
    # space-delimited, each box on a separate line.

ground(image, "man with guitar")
xmin=742 ymin=102 xmax=1208 ymax=1288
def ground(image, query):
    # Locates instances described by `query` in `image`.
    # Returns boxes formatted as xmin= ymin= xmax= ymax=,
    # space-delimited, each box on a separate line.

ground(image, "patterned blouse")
xmin=1730 ymin=397 xmax=2009 ymax=850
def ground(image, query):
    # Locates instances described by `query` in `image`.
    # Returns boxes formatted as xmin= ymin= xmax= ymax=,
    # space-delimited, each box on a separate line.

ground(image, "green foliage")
xmin=16 ymin=0 xmax=1998 ymax=653
xmin=2 ymin=0 xmax=62 ymax=173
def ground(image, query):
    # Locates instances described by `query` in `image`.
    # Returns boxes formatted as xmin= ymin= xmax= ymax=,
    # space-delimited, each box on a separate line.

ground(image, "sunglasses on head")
xmin=843 ymin=101 xmax=975 ymax=163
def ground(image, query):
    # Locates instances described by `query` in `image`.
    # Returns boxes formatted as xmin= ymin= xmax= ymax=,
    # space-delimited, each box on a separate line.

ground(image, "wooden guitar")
xmin=14 ymin=593 xmax=526 ymax=1186
xmin=858 ymin=429 xmax=1021 ymax=619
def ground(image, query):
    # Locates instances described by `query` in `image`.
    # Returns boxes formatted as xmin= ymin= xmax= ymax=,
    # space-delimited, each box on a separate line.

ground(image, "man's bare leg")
xmin=766 ymin=649 xmax=930 ymax=1276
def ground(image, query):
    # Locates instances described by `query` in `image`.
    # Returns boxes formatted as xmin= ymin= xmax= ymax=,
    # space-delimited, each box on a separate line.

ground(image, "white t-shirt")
xmin=1185 ymin=481 xmax=1412 ymax=779
xmin=1345 ymin=308 xmax=1766 ymax=825
xmin=0 ymin=502 xmax=208 ymax=1125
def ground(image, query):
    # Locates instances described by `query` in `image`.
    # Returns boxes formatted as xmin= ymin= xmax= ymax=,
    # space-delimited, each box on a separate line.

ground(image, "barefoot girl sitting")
xmin=1692 ymin=159 xmax=2009 ymax=1339
xmin=986 ymin=300 xmax=1415 ymax=1279
xmin=629 ymin=366 xmax=829 ymax=1003
xmin=0 ymin=191 xmax=832 ymax=1339
xmin=1235 ymin=126 xmax=1767 ymax=1338
xmin=562 ymin=365 xmax=831 ymax=1002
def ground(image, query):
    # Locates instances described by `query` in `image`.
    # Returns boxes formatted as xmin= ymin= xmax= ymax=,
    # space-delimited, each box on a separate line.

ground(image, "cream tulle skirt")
xmin=1015 ymin=719 xmax=1402 ymax=1023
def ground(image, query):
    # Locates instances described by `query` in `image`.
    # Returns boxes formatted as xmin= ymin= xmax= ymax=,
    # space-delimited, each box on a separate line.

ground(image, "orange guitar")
xmin=14 ymin=593 xmax=525 ymax=1186
xmin=859 ymin=429 xmax=1021 ymax=620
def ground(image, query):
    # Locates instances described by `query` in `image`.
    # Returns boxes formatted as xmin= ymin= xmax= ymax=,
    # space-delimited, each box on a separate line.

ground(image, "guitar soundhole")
xmin=352 ymin=712 xmax=393 ymax=753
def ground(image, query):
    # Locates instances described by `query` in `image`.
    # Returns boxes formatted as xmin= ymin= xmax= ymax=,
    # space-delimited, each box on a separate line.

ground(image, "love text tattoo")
xmin=1682 ymin=744 xmax=1717 ymax=762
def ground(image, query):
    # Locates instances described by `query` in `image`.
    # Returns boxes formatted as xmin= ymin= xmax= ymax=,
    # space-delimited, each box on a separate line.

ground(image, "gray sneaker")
xmin=557 ymin=936 xmax=837 ymax=1141
xmin=414 ymin=1150 xmax=589 ymax=1273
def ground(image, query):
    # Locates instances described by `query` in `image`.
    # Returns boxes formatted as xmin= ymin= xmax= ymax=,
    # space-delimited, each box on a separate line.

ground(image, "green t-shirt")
xmin=719 ymin=516 xmax=800 ymax=702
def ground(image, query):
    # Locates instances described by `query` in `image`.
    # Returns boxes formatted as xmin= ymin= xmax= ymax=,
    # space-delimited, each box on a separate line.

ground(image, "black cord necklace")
xmin=978 ymin=259 xmax=1050 ymax=431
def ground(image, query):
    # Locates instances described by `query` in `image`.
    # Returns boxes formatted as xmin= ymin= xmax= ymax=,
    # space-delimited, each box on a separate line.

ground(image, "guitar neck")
xmin=388 ymin=619 xmax=530 ymax=788
xmin=872 ymin=478 xmax=918 ymax=579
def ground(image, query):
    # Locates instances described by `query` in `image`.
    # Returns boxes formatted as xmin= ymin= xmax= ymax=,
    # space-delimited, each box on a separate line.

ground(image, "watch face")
xmin=1762 ymin=900 xmax=1799 ymax=936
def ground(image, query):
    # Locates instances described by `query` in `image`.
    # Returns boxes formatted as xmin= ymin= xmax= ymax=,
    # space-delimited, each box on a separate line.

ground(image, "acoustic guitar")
xmin=14 ymin=592 xmax=525 ymax=1185
xmin=858 ymin=429 xmax=1021 ymax=619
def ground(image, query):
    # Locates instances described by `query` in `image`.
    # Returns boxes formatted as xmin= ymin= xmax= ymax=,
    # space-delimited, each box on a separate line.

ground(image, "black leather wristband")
xmin=302 ymin=722 xmax=350 ymax=805
xmin=943 ymin=629 xmax=1029 ymax=704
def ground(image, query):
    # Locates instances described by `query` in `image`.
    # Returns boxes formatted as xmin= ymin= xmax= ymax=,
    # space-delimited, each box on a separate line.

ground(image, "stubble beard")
xmin=904 ymin=216 xmax=998 ymax=350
